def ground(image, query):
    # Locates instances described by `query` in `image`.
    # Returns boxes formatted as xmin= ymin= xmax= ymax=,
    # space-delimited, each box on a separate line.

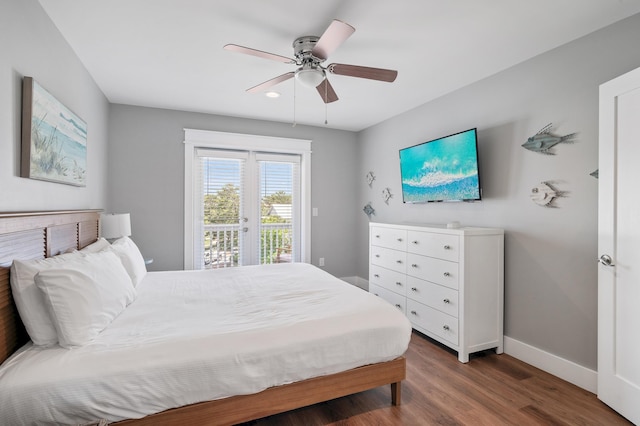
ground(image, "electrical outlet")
xmin=312 ymin=207 xmax=318 ymax=217
xmin=319 ymin=257 xmax=325 ymax=266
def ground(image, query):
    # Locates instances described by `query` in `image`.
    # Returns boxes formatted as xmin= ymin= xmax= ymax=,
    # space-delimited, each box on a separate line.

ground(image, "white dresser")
xmin=369 ymin=222 xmax=504 ymax=362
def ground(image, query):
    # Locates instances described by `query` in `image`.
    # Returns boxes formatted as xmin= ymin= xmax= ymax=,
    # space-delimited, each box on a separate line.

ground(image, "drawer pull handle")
xmin=443 ymin=325 xmax=450 ymax=331
xmin=411 ymin=287 xmax=418 ymax=292
xmin=374 ymin=274 xmax=380 ymax=278
xmin=443 ymin=298 xmax=450 ymax=304
xmin=411 ymin=264 xmax=418 ymax=268
xmin=396 ymin=260 xmax=403 ymax=264
xmin=410 ymin=310 xmax=417 ymax=315
xmin=374 ymin=293 xmax=379 ymax=296
xmin=412 ymin=240 xmax=419 ymax=244
xmin=443 ymin=272 xmax=451 ymax=277
xmin=395 ymin=304 xmax=402 ymax=309
xmin=375 ymin=235 xmax=380 ymax=238
xmin=444 ymin=245 xmax=451 ymax=250
xmin=397 ymin=238 xmax=403 ymax=242
xmin=375 ymin=254 xmax=380 ymax=258
xmin=396 ymin=282 xmax=402 ymax=286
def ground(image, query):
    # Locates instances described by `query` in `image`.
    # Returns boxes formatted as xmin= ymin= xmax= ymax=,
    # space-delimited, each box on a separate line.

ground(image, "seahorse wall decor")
xmin=382 ymin=188 xmax=392 ymax=204
xmin=522 ymin=123 xmax=577 ymax=155
xmin=366 ymin=171 xmax=375 ymax=187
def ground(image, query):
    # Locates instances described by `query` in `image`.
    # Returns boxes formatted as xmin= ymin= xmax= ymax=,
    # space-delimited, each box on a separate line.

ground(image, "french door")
xmin=184 ymin=130 xmax=311 ymax=270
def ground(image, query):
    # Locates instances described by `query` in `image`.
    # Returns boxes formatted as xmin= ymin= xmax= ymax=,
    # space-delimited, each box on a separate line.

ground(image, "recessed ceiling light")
xmin=265 ymin=91 xmax=280 ymax=98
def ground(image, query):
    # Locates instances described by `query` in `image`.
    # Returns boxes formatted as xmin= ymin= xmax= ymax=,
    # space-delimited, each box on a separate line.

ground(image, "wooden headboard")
xmin=0 ymin=210 xmax=101 ymax=364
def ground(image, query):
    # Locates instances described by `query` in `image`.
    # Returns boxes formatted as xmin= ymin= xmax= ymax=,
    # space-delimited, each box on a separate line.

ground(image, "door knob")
xmin=598 ymin=254 xmax=615 ymax=267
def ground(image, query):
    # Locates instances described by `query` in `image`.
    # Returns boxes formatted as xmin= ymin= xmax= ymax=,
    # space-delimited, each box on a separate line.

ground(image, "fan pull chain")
xmin=292 ymin=78 xmax=297 ymax=127
xmin=324 ymin=79 xmax=328 ymax=125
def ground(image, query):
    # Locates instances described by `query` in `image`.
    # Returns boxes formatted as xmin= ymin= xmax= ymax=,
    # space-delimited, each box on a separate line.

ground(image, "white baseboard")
xmin=340 ymin=276 xmax=368 ymax=291
xmin=504 ymin=336 xmax=597 ymax=393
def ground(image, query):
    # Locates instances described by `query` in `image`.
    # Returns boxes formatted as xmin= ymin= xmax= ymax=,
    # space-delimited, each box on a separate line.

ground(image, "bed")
xmin=0 ymin=210 xmax=411 ymax=425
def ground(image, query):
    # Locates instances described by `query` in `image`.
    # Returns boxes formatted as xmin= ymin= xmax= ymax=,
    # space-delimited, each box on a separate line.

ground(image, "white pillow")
xmin=79 ymin=237 xmax=110 ymax=253
xmin=110 ymin=236 xmax=147 ymax=286
xmin=34 ymin=251 xmax=136 ymax=348
xmin=10 ymin=252 xmax=83 ymax=346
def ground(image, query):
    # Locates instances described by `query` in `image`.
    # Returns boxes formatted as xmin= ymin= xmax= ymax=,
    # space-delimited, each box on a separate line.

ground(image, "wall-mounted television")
xmin=399 ymin=128 xmax=481 ymax=203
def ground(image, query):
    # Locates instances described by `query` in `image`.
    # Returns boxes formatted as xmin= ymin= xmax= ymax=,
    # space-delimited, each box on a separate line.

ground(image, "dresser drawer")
xmin=406 ymin=253 xmax=459 ymax=290
xmin=407 ymin=230 xmax=459 ymax=262
xmin=370 ymin=226 xmax=408 ymax=251
xmin=407 ymin=276 xmax=458 ymax=318
xmin=369 ymin=264 xmax=407 ymax=296
xmin=369 ymin=284 xmax=406 ymax=314
xmin=407 ymin=299 xmax=458 ymax=345
xmin=370 ymin=246 xmax=407 ymax=273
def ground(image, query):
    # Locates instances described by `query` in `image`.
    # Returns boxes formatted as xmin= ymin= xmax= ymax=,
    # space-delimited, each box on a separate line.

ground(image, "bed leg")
xmin=391 ymin=381 xmax=402 ymax=406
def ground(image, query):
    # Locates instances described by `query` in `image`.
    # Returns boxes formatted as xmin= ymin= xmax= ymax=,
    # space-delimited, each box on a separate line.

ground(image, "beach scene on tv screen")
xmin=400 ymin=130 xmax=480 ymax=202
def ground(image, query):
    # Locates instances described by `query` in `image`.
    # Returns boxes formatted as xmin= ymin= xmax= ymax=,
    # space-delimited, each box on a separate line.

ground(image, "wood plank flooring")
xmin=242 ymin=331 xmax=631 ymax=425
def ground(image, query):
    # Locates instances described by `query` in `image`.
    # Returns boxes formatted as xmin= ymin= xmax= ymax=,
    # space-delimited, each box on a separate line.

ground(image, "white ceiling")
xmin=39 ymin=0 xmax=640 ymax=132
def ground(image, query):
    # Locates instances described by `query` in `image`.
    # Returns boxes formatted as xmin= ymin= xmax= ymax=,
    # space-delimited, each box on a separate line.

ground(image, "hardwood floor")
xmin=242 ymin=331 xmax=631 ymax=425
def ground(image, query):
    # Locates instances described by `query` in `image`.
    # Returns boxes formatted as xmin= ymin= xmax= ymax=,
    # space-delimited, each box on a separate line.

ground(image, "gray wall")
xmin=107 ymin=104 xmax=359 ymax=276
xmin=0 ymin=0 xmax=109 ymax=212
xmin=355 ymin=13 xmax=640 ymax=370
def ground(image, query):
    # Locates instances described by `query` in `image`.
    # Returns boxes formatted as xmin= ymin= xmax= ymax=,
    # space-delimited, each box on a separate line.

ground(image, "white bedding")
xmin=0 ymin=263 xmax=411 ymax=425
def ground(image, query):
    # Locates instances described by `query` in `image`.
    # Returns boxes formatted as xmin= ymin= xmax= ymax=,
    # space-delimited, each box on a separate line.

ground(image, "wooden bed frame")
xmin=0 ymin=210 xmax=406 ymax=426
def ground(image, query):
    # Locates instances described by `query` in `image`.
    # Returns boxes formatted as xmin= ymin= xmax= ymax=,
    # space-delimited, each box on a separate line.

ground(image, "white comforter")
xmin=0 ymin=263 xmax=411 ymax=425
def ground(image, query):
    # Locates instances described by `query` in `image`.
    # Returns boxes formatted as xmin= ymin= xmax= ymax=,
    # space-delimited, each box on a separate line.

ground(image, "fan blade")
xmin=316 ymin=79 xmax=339 ymax=103
xmin=311 ymin=20 xmax=355 ymax=60
xmin=224 ymin=44 xmax=294 ymax=64
xmin=327 ymin=63 xmax=397 ymax=82
xmin=246 ymin=72 xmax=295 ymax=93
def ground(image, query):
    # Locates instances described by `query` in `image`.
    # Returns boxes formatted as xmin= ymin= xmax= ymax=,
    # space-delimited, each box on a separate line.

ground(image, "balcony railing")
xmin=260 ymin=223 xmax=293 ymax=264
xmin=203 ymin=222 xmax=292 ymax=269
xmin=203 ymin=224 xmax=239 ymax=269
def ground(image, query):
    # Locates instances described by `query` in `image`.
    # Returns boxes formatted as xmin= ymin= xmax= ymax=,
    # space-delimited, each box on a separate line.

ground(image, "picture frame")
xmin=21 ymin=77 xmax=87 ymax=186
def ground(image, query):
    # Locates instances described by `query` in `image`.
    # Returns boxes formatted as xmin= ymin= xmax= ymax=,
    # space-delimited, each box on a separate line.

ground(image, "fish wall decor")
xmin=530 ymin=181 xmax=567 ymax=207
xmin=522 ymin=123 xmax=577 ymax=155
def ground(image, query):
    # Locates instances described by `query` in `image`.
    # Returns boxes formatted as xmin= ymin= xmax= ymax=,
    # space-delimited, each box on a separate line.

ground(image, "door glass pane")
xmin=201 ymin=157 xmax=244 ymax=268
xmin=259 ymin=160 xmax=294 ymax=264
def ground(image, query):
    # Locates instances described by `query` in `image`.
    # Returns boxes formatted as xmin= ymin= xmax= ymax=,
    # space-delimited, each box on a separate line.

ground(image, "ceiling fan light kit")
xmin=295 ymin=67 xmax=325 ymax=88
xmin=224 ymin=19 xmax=398 ymax=105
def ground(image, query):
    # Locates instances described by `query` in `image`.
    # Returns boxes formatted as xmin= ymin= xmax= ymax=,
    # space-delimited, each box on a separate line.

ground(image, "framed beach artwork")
xmin=21 ymin=77 xmax=87 ymax=186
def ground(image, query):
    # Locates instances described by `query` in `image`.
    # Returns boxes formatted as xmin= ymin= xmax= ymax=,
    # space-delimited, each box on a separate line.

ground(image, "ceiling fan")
xmin=224 ymin=19 xmax=398 ymax=104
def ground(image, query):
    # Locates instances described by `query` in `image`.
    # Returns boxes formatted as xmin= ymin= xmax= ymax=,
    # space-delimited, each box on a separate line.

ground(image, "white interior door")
xmin=598 ymin=66 xmax=640 ymax=424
